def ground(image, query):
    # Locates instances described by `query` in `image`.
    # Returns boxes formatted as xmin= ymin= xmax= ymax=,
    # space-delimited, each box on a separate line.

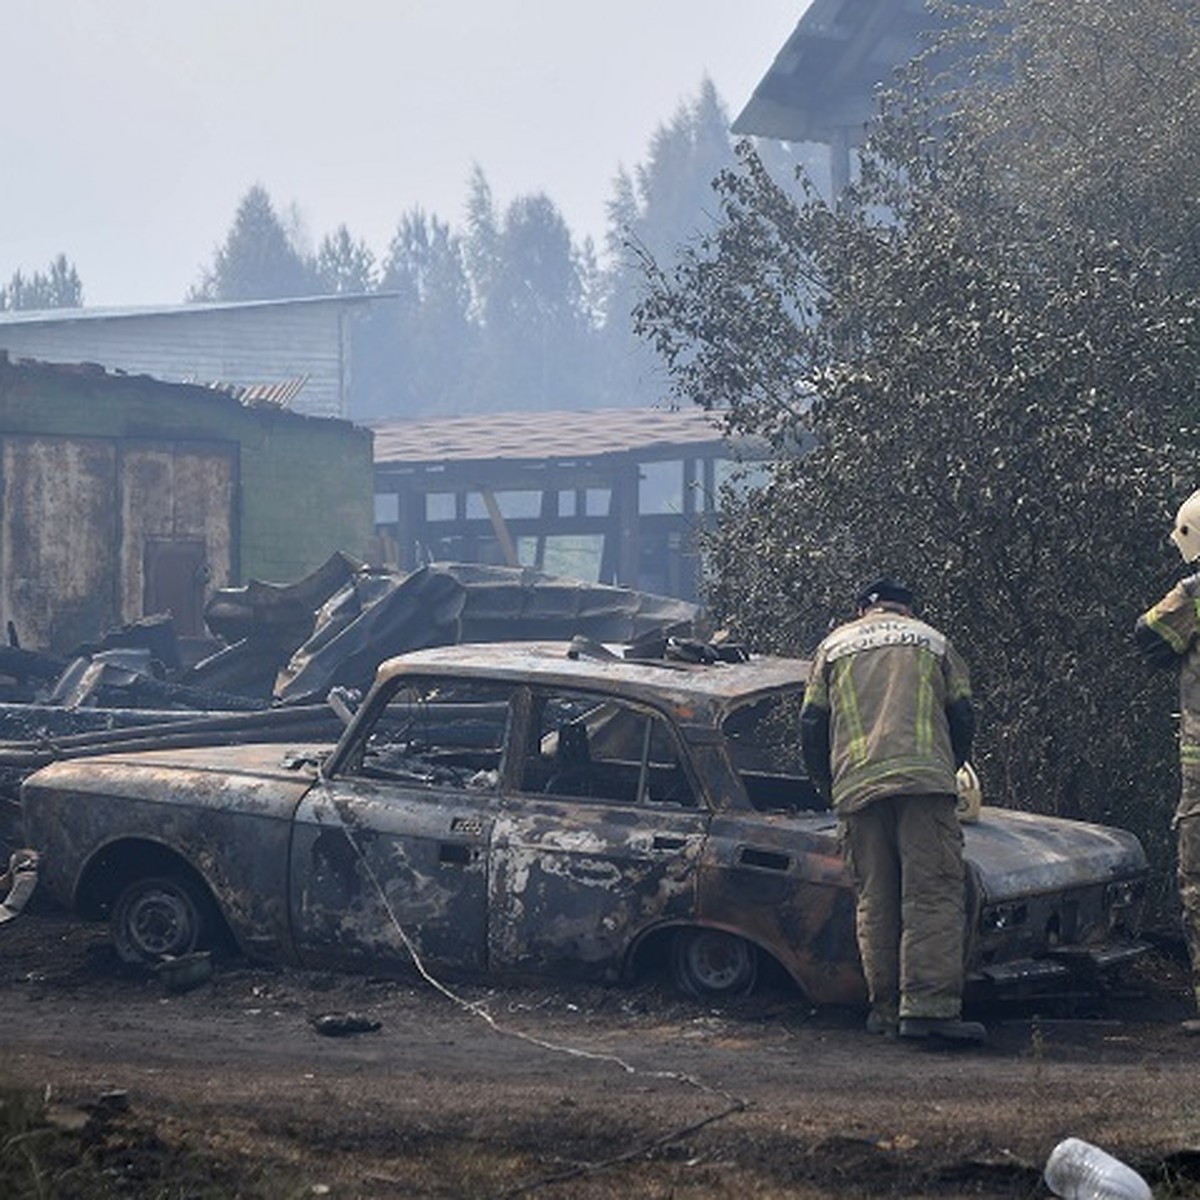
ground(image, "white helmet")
xmin=955 ymin=762 xmax=982 ymax=823
xmin=1172 ymin=489 xmax=1200 ymax=563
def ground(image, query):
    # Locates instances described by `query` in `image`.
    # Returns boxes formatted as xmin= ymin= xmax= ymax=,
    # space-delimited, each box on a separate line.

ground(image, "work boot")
xmin=865 ymin=1009 xmax=898 ymax=1037
xmin=899 ymin=1016 xmax=987 ymax=1044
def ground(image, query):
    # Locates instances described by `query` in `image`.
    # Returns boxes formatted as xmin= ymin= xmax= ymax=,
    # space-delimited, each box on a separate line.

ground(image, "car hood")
xmin=964 ymin=806 xmax=1147 ymax=899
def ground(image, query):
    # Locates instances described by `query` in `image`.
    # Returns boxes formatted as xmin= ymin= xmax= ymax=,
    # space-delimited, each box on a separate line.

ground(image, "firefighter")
xmin=1135 ymin=488 xmax=1200 ymax=1034
xmin=800 ymin=578 xmax=983 ymax=1043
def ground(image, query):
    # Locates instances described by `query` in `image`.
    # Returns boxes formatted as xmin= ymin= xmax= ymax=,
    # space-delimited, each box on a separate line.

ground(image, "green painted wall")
xmin=0 ymin=356 xmax=374 ymax=586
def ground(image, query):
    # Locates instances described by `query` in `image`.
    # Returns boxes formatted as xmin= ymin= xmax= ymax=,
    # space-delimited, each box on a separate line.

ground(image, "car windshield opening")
xmin=345 ymin=677 xmax=512 ymax=791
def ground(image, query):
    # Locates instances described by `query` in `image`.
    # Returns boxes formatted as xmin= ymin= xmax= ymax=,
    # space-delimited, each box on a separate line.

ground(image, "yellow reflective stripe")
xmin=832 ymin=754 xmax=952 ymax=803
xmin=1147 ymin=605 xmax=1192 ymax=653
xmin=832 ymin=661 xmax=868 ymax=767
xmin=915 ymin=652 xmax=936 ymax=755
xmin=1182 ymin=743 xmax=1200 ymax=765
xmin=806 ymin=667 xmax=828 ymax=707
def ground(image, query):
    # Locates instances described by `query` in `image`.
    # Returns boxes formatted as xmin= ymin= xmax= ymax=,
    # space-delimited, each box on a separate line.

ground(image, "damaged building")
xmin=0 ymin=353 xmax=374 ymax=655
xmin=370 ymin=407 xmax=761 ymax=603
xmin=0 ymin=294 xmax=379 ymax=419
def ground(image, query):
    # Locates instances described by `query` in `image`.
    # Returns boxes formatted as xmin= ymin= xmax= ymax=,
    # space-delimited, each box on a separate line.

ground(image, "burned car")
xmin=20 ymin=639 xmax=1149 ymax=1005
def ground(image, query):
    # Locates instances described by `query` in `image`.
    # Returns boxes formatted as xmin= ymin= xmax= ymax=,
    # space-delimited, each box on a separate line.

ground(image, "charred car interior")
xmin=20 ymin=637 xmax=1149 ymax=1008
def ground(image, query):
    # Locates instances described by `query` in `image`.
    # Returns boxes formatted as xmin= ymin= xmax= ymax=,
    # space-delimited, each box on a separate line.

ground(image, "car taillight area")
xmin=969 ymin=875 xmax=1149 ymax=995
xmin=1103 ymin=877 xmax=1146 ymax=930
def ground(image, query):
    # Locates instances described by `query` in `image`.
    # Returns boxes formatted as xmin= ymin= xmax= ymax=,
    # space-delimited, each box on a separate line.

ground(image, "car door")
xmin=695 ymin=687 xmax=864 ymax=1004
xmin=488 ymin=688 xmax=709 ymax=980
xmin=288 ymin=675 xmax=513 ymax=975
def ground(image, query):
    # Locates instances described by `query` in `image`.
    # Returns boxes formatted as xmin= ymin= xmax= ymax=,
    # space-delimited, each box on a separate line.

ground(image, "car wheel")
xmin=110 ymin=875 xmax=211 ymax=964
xmin=671 ymin=928 xmax=758 ymax=999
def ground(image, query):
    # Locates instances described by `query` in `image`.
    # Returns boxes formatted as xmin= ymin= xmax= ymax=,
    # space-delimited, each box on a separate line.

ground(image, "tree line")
xmin=0 ymin=254 xmax=81 ymax=312
xmin=2 ymin=80 xmax=815 ymax=419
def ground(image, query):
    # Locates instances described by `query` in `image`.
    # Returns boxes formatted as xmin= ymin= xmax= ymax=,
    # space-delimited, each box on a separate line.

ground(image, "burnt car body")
xmin=21 ymin=640 xmax=1149 ymax=1005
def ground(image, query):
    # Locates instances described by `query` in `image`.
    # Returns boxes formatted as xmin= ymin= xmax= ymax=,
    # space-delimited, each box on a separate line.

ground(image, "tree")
xmin=352 ymin=208 xmax=476 ymax=418
xmin=314 ymin=225 xmax=376 ymax=295
xmin=599 ymin=78 xmax=813 ymax=408
xmin=0 ymin=254 xmax=83 ymax=310
xmin=190 ymin=184 xmax=318 ymax=302
xmin=463 ymin=165 xmax=500 ymax=325
xmin=635 ymin=0 xmax=1200 ymax=887
xmin=465 ymin=179 xmax=601 ymax=411
xmin=598 ymin=79 xmax=738 ymax=408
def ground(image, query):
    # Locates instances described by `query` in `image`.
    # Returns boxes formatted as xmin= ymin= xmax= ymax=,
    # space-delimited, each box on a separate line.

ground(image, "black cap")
xmin=856 ymin=577 xmax=914 ymax=610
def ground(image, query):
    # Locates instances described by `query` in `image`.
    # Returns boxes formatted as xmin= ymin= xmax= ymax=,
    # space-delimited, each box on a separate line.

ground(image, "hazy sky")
xmin=4 ymin=2 xmax=806 ymax=308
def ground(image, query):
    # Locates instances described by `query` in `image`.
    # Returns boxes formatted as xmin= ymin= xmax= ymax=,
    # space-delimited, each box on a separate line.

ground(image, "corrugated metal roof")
xmin=0 ymin=293 xmax=385 ymax=327
xmin=0 ymin=299 xmax=384 ymax=419
xmin=370 ymin=407 xmax=734 ymax=466
xmin=208 ymin=376 xmax=310 ymax=408
xmin=732 ymin=0 xmax=937 ymax=143
xmin=732 ymin=0 xmax=996 ymax=144
xmin=0 ymin=352 xmax=353 ymax=428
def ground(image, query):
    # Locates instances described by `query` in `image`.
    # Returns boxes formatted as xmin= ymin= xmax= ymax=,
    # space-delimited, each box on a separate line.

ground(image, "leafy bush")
xmin=636 ymin=0 xmax=1200 ymax=914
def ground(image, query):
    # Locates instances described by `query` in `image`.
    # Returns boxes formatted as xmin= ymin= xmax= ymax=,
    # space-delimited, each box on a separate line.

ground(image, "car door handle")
xmin=737 ymin=846 xmax=792 ymax=873
xmin=652 ymin=834 xmax=689 ymax=851
xmin=438 ymin=842 xmax=475 ymax=866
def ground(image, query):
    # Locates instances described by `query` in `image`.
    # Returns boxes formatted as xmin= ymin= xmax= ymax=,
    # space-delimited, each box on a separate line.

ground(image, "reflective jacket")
xmin=799 ymin=606 xmax=974 ymax=814
xmin=1135 ymin=573 xmax=1200 ymax=819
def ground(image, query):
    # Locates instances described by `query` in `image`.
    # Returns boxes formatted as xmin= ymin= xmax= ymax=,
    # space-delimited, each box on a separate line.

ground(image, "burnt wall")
xmin=0 ymin=357 xmax=373 ymax=652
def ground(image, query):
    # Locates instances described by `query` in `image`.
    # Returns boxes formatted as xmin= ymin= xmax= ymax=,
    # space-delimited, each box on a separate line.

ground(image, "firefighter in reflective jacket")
xmin=1135 ymin=488 xmax=1200 ymax=1033
xmin=800 ymin=578 xmax=982 ymax=1043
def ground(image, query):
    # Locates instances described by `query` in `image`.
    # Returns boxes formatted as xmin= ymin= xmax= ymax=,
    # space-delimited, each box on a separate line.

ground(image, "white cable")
xmin=338 ymin=817 xmax=749 ymax=1102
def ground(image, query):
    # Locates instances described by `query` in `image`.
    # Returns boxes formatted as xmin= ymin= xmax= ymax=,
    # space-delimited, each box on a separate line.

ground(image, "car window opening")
xmin=524 ymin=691 xmax=698 ymax=808
xmin=723 ymin=691 xmax=826 ymax=813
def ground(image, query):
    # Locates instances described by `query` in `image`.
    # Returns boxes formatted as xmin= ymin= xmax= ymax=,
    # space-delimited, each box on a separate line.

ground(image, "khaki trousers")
xmin=1177 ymin=815 xmax=1200 ymax=1009
xmin=840 ymin=793 xmax=965 ymax=1020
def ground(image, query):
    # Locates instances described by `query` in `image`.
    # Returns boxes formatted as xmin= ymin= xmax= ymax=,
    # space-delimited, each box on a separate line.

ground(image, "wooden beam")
xmin=481 ymin=491 xmax=520 ymax=567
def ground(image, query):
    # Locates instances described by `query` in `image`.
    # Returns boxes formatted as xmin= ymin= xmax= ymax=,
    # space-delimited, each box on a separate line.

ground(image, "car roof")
xmin=372 ymin=640 xmax=810 ymax=709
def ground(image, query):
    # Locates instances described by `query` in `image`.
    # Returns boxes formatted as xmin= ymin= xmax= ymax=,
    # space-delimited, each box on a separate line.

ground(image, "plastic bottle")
xmin=1043 ymin=1137 xmax=1152 ymax=1200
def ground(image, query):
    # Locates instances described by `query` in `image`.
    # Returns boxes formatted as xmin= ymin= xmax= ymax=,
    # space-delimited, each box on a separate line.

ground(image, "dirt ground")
xmin=3 ymin=904 xmax=1200 ymax=1199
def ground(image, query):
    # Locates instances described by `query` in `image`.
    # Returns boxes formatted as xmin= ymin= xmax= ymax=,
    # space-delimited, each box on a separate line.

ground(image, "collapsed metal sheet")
xmin=270 ymin=562 xmax=698 ymax=704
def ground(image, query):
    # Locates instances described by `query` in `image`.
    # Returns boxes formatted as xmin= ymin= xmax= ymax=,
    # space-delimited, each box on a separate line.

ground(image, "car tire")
xmin=671 ymin=928 xmax=758 ymax=999
xmin=110 ymin=874 xmax=212 ymax=965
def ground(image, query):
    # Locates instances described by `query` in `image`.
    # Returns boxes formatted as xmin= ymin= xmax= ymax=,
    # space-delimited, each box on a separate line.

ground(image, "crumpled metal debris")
xmin=0 ymin=848 xmax=38 ymax=924
xmin=0 ymin=559 xmax=698 ymax=853
xmin=154 ymin=951 xmax=213 ymax=993
xmin=198 ymin=558 xmax=699 ymax=705
xmin=309 ymin=1012 xmax=383 ymax=1037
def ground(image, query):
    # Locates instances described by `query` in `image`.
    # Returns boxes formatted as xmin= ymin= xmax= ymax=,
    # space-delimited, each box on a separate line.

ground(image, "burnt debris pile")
xmin=0 ymin=555 xmax=697 ymax=833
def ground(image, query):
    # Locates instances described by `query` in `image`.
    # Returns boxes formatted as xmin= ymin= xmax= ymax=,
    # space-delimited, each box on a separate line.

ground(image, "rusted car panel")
xmin=487 ymin=799 xmax=706 ymax=979
xmin=20 ymin=639 xmax=1150 ymax=1004
xmin=962 ymin=810 xmax=1148 ymax=987
xmin=698 ymin=810 xmax=864 ymax=1004
xmin=24 ymin=744 xmax=316 ymax=962
xmin=290 ymin=779 xmax=493 ymax=973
